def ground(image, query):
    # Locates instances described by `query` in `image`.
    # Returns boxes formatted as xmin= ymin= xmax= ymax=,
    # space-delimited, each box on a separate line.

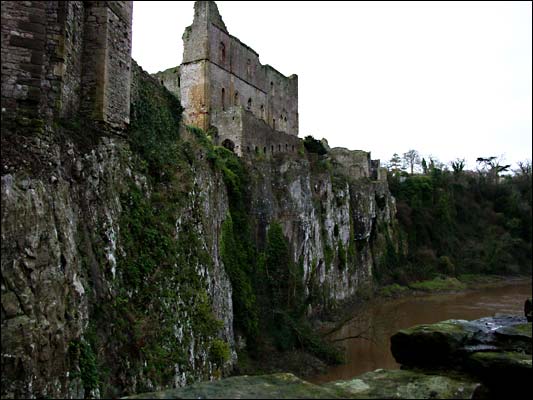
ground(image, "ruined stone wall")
xmin=213 ymin=107 xmax=301 ymax=158
xmin=240 ymin=107 xmax=301 ymax=157
xmin=329 ymin=148 xmax=372 ymax=179
xmin=153 ymin=66 xmax=181 ymax=100
xmin=205 ymin=22 xmax=298 ymax=136
xmin=180 ymin=1 xmax=298 ymax=136
xmin=180 ymin=61 xmax=209 ymax=130
xmin=1 ymin=0 xmax=132 ymax=133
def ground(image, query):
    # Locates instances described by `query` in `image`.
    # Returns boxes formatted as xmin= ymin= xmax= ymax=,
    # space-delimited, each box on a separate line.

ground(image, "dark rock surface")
xmin=390 ymin=314 xmax=531 ymax=368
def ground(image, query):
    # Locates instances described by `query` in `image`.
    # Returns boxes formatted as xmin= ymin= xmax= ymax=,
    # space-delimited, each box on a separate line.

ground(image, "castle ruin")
xmin=1 ymin=0 xmax=385 ymax=179
xmin=155 ymin=1 xmax=301 ymax=157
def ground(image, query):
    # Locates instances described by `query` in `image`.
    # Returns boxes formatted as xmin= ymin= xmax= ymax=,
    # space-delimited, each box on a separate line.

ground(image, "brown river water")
xmin=310 ymin=279 xmax=532 ymax=384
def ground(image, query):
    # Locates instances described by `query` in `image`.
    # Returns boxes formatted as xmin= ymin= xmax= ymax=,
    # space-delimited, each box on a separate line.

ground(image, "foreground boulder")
xmin=125 ymin=315 xmax=531 ymax=399
xmin=123 ymin=373 xmax=343 ymax=399
xmin=323 ymin=369 xmax=480 ymax=399
xmin=124 ymin=370 xmax=480 ymax=399
xmin=390 ymin=314 xmax=531 ymax=367
xmin=391 ymin=314 xmax=532 ymax=397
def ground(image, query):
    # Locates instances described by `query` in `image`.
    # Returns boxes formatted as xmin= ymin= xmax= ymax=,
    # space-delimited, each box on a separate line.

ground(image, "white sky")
xmin=132 ymin=1 xmax=532 ymax=169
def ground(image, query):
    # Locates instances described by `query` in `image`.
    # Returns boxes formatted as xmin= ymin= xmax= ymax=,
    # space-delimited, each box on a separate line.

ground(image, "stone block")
xmin=17 ymin=21 xmax=46 ymax=34
xmin=9 ymin=35 xmax=44 ymax=50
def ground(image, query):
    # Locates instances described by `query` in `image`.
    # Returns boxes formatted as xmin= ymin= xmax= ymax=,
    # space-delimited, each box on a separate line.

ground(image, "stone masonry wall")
xmin=1 ymin=1 xmax=58 ymax=133
xmin=1 ymin=1 xmax=132 ymax=134
xmin=181 ymin=1 xmax=298 ymax=136
xmin=213 ymin=106 xmax=301 ymax=158
xmin=153 ymin=66 xmax=181 ymax=100
xmin=329 ymin=148 xmax=372 ymax=179
xmin=81 ymin=1 xmax=132 ymax=129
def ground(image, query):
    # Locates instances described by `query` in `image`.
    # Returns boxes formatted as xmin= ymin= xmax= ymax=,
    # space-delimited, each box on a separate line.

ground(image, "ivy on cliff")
xmin=190 ymin=127 xmax=342 ymax=364
xmin=84 ymin=73 xmax=229 ymax=396
xmin=129 ymin=73 xmax=183 ymax=181
xmin=190 ymin=128 xmax=261 ymax=350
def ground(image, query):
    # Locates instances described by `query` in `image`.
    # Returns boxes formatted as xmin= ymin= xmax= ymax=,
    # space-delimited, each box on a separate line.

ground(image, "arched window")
xmin=271 ymin=145 xmax=274 ymax=153
xmin=234 ymin=92 xmax=239 ymax=106
xmin=272 ymin=119 xmax=275 ymax=130
xmin=255 ymin=146 xmax=259 ymax=153
xmin=292 ymin=145 xmax=295 ymax=152
xmin=263 ymin=146 xmax=267 ymax=154
xmin=247 ymin=146 xmax=250 ymax=152
xmin=286 ymin=144 xmax=288 ymax=151
xmin=178 ymin=76 xmax=181 ymax=87
xmin=247 ymin=98 xmax=252 ymax=110
xmin=219 ymin=42 xmax=226 ymax=64
xmin=278 ymin=144 xmax=281 ymax=152
xmin=260 ymin=105 xmax=264 ymax=119
xmin=270 ymin=81 xmax=274 ymax=95
xmin=221 ymin=88 xmax=225 ymax=110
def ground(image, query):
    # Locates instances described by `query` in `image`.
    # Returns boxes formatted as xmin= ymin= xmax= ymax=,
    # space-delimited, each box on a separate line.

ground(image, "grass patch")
xmin=378 ymin=283 xmax=409 ymax=298
xmin=408 ymin=276 xmax=467 ymax=292
xmin=456 ymin=274 xmax=505 ymax=285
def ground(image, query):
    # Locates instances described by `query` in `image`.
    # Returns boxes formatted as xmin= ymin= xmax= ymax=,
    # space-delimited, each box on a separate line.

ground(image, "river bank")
xmin=315 ymin=274 xmax=531 ymax=339
xmin=230 ymin=274 xmax=531 ymax=381
xmin=125 ymin=311 xmax=532 ymax=399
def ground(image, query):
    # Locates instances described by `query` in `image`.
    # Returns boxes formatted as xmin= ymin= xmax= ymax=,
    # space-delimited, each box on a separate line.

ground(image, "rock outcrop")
xmin=391 ymin=314 xmax=532 ymax=397
xmin=124 ymin=314 xmax=531 ymax=399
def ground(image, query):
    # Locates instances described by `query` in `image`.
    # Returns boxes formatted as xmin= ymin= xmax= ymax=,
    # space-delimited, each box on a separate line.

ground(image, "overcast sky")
xmin=132 ymin=1 xmax=532 ymax=169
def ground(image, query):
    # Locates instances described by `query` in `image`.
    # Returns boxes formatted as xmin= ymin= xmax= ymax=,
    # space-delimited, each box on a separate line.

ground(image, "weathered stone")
xmin=466 ymin=351 xmax=531 ymax=397
xmin=123 ymin=373 xmax=343 ymax=399
xmin=176 ymin=1 xmax=298 ymax=138
xmin=1 ymin=292 xmax=22 ymax=318
xmin=390 ymin=315 xmax=531 ymax=368
xmin=324 ymin=369 xmax=480 ymax=399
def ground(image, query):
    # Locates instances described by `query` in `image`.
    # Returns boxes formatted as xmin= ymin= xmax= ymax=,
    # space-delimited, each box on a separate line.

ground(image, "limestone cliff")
xmin=245 ymin=154 xmax=399 ymax=311
xmin=2 ymin=62 xmax=401 ymax=398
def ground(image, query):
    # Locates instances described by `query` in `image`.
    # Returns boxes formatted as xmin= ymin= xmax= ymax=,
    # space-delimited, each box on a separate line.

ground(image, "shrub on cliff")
xmin=303 ymin=135 xmax=328 ymax=155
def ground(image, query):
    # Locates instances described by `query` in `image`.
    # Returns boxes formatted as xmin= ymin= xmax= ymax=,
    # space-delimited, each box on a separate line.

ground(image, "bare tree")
xmin=515 ymin=160 xmax=532 ymax=179
xmin=402 ymin=149 xmax=421 ymax=174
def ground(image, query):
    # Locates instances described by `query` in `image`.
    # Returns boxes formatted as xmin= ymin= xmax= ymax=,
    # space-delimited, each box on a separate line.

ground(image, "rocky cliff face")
xmin=245 ymin=155 xmax=399 ymax=312
xmin=1 ymin=64 xmax=400 ymax=398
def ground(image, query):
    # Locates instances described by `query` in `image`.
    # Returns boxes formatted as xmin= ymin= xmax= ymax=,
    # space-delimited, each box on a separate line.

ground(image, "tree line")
xmin=377 ymin=149 xmax=532 ymax=283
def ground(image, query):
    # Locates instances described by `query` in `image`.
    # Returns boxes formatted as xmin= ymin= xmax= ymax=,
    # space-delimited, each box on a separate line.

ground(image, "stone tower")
xmin=1 ymin=1 xmax=133 ymax=133
xmin=179 ymin=1 xmax=299 ymax=155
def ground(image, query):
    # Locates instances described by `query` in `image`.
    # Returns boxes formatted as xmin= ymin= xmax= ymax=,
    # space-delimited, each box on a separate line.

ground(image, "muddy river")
xmin=310 ymin=279 xmax=532 ymax=384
